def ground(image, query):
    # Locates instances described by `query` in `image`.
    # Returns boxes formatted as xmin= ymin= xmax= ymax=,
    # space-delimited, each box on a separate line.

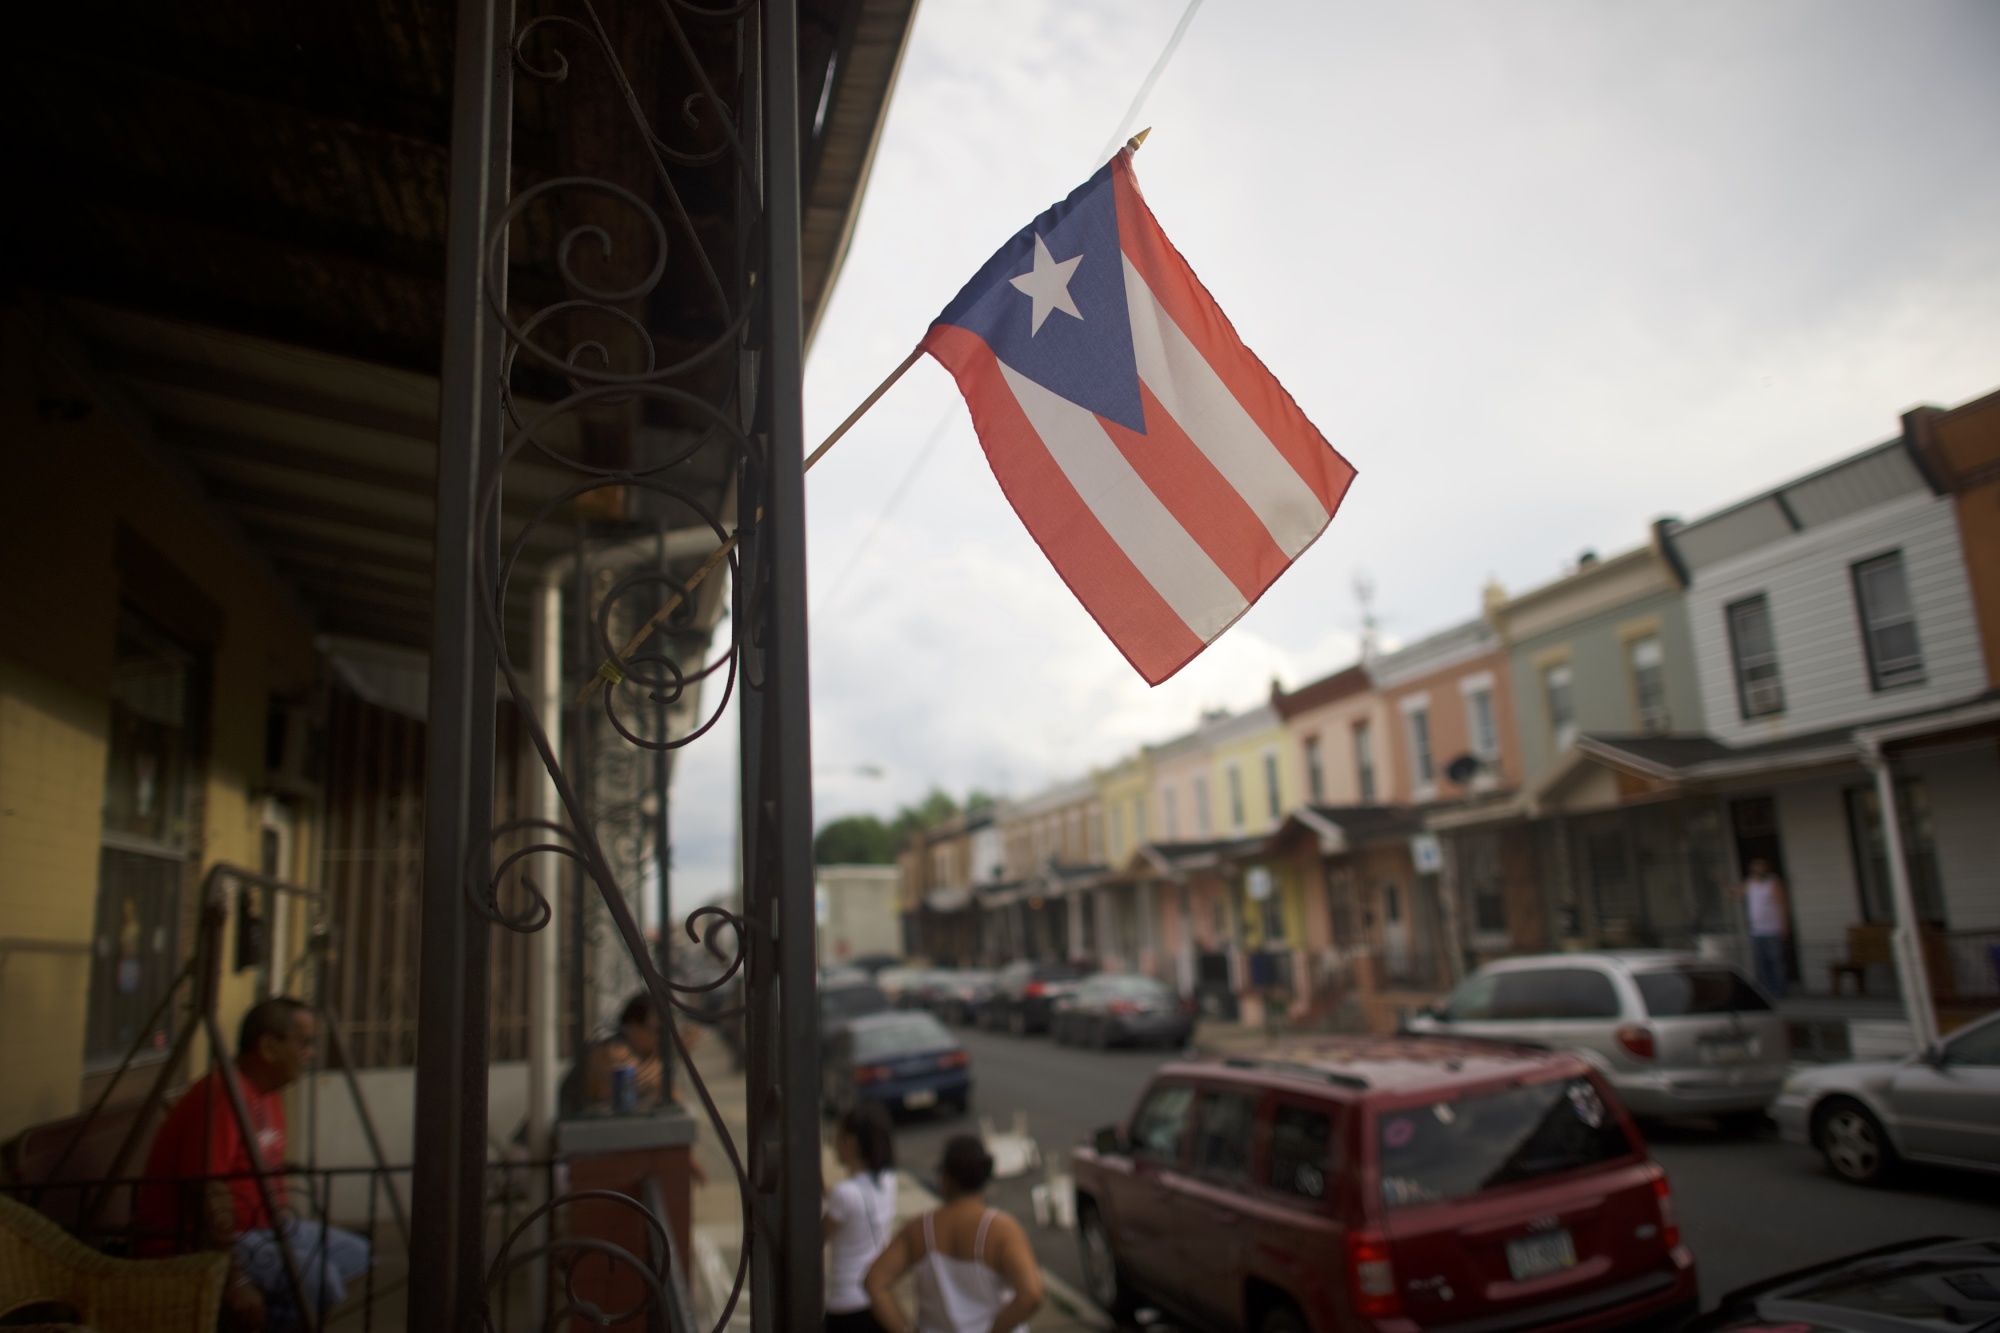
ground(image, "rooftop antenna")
xmin=1354 ymin=573 xmax=1379 ymax=667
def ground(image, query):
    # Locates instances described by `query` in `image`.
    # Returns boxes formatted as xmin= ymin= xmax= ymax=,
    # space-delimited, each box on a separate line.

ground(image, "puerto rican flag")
xmin=922 ymin=148 xmax=1355 ymax=685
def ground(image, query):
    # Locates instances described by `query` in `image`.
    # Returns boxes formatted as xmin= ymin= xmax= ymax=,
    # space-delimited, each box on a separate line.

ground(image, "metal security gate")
xmin=412 ymin=0 xmax=820 ymax=1328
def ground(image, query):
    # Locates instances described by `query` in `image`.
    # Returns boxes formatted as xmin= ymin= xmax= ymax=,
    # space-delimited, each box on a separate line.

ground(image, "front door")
xmin=1891 ymin=1019 xmax=2000 ymax=1166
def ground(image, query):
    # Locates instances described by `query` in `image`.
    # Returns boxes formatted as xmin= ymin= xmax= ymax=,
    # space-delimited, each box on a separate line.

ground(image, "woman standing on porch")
xmin=1735 ymin=858 xmax=1791 ymax=998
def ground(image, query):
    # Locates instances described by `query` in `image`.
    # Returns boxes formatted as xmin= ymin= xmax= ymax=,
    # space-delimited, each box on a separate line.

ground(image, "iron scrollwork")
xmin=463 ymin=1 xmax=773 ymax=1326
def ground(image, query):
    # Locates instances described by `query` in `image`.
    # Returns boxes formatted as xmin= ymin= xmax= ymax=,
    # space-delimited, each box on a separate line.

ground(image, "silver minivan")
xmin=1406 ymin=951 xmax=1788 ymax=1126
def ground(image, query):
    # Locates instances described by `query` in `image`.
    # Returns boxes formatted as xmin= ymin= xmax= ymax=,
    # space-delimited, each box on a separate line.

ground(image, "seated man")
xmin=137 ymin=997 xmax=370 ymax=1331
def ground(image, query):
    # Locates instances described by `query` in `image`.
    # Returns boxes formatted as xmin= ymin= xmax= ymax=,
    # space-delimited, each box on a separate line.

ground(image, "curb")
xmin=1039 ymin=1267 xmax=1115 ymax=1331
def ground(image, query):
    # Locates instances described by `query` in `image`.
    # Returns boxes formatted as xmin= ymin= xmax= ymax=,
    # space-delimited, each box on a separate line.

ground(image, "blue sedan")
xmin=822 ymin=1011 xmax=971 ymax=1118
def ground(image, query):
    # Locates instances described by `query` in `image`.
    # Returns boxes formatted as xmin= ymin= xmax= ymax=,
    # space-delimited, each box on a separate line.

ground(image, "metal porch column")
xmin=743 ymin=0 xmax=822 ymax=1325
xmin=411 ymin=0 xmax=512 ymax=1325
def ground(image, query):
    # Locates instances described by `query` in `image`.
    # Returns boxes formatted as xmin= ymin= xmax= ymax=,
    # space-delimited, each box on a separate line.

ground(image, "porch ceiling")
xmin=6 ymin=0 xmax=917 ymax=653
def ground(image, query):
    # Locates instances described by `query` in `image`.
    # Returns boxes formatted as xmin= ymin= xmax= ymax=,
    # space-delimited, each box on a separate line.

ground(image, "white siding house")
xmin=1660 ymin=438 xmax=1998 ymax=999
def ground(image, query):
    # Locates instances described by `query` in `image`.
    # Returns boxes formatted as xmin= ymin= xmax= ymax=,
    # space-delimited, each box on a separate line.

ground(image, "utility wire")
xmin=814 ymin=0 xmax=1207 ymax=615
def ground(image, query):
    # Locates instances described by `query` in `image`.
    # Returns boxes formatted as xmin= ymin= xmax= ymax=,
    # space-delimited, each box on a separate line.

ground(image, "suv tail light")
xmin=854 ymin=1063 xmax=892 ymax=1084
xmin=1650 ymin=1170 xmax=1681 ymax=1250
xmin=938 ymin=1050 xmax=969 ymax=1069
xmin=1346 ymin=1230 xmax=1401 ymax=1320
xmin=1107 ymin=1000 xmax=1141 ymax=1014
xmin=1024 ymin=982 xmax=1048 ymax=997
xmin=1616 ymin=1025 xmax=1656 ymax=1060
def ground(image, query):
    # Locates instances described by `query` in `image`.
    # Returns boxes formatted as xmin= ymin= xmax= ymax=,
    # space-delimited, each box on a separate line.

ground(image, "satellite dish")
xmin=1444 ymin=753 xmax=1481 ymax=786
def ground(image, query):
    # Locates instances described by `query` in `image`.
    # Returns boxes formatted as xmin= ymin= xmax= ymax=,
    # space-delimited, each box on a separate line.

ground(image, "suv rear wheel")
xmin=1816 ymin=1097 xmax=1895 ymax=1185
xmin=1077 ymin=1202 xmax=1138 ymax=1322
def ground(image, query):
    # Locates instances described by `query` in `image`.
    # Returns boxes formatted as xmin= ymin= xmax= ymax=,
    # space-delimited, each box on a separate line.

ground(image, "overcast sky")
xmin=657 ymin=0 xmax=2000 ymax=917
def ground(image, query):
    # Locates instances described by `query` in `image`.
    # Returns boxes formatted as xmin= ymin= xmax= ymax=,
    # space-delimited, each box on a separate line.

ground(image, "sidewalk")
xmin=684 ymin=1060 xmax=1104 ymax=1333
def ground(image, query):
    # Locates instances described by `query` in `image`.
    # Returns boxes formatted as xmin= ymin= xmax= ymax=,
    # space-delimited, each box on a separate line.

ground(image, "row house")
xmin=895 ymin=384 xmax=2000 ymax=1044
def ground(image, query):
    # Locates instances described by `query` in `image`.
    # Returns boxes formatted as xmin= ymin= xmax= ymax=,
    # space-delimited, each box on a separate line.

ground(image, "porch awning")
xmin=10 ymin=0 xmax=918 ymax=658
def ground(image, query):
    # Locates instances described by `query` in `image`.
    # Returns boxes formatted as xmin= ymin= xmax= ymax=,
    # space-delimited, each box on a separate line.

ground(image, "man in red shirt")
xmin=139 ymin=997 xmax=370 ymax=1330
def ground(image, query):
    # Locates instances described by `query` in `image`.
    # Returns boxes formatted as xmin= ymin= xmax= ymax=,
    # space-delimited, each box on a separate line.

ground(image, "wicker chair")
xmin=0 ymin=1192 xmax=226 ymax=1331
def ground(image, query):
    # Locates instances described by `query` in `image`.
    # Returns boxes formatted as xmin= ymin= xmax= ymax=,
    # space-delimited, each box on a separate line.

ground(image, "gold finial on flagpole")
xmin=1127 ymin=127 xmax=1152 ymax=153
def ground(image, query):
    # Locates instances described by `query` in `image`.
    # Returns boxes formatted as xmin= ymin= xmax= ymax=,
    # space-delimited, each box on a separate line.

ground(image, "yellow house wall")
xmin=1210 ymin=724 xmax=1293 ymax=837
xmin=1095 ymin=759 xmax=1151 ymax=866
xmin=0 ymin=313 xmax=317 ymax=1142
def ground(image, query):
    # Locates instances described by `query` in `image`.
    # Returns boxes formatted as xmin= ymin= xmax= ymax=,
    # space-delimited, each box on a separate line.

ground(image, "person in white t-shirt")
xmin=1734 ymin=858 xmax=1791 ymax=998
xmin=824 ymin=1104 xmax=898 ymax=1333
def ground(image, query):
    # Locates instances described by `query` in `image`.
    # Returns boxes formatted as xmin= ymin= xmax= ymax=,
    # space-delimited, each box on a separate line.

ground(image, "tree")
xmin=813 ymin=787 xmax=965 ymax=865
xmin=813 ymin=815 xmax=897 ymax=865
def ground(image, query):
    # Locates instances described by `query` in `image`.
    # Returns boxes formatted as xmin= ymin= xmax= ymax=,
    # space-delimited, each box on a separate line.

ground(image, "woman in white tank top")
xmin=825 ymin=1105 xmax=899 ymax=1333
xmin=864 ymin=1136 xmax=1043 ymax=1333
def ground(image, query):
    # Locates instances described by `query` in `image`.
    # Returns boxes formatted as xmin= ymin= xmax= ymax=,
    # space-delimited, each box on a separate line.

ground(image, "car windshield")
xmin=853 ymin=1016 xmax=956 ymax=1060
xmin=1377 ymin=1077 xmax=1634 ymax=1210
xmin=1775 ymin=1253 xmax=2000 ymax=1328
xmin=1634 ymin=966 xmax=1772 ymax=1016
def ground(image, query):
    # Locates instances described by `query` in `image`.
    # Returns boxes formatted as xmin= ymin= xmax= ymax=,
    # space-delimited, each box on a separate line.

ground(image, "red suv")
xmin=1070 ymin=1035 xmax=1697 ymax=1333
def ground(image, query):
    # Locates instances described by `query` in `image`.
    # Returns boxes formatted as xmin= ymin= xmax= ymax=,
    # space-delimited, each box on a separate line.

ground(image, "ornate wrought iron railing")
xmin=414 ymin=0 xmax=818 ymax=1329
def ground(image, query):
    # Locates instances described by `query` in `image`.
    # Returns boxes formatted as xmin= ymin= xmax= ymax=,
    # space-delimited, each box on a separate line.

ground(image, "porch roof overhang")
xmin=8 ymin=0 xmax=918 ymax=657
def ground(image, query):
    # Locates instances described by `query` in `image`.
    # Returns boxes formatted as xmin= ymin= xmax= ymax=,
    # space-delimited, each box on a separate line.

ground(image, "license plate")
xmin=1703 ymin=1040 xmax=1754 ymax=1065
xmin=1506 ymin=1229 xmax=1577 ymax=1281
xmin=903 ymin=1089 xmax=937 ymax=1110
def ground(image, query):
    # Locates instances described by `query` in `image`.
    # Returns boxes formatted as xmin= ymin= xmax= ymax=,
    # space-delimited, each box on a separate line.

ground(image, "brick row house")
xmin=896 ymin=384 xmax=2000 ymax=1037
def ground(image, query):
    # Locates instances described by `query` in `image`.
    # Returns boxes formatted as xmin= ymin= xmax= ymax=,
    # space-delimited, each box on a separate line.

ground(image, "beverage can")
xmin=611 ymin=1063 xmax=638 ymax=1114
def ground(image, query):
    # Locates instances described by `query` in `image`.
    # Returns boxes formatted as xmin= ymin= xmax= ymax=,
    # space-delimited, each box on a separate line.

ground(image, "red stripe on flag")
xmin=1098 ymin=382 xmax=1291 ymax=601
xmin=922 ymin=324 xmax=1206 ymax=685
xmin=1111 ymin=151 xmax=1357 ymax=518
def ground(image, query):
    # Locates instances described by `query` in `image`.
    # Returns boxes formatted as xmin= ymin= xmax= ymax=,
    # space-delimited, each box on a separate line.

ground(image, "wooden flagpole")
xmin=576 ymin=129 xmax=1156 ymax=705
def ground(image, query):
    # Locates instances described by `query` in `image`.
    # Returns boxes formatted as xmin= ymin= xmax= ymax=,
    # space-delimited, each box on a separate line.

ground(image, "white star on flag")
xmin=1008 ymin=233 xmax=1083 ymax=335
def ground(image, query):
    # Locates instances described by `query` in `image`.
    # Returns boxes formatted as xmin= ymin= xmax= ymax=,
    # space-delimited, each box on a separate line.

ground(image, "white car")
xmin=1406 ymin=951 xmax=1789 ymax=1125
xmin=1773 ymin=1008 xmax=2000 ymax=1184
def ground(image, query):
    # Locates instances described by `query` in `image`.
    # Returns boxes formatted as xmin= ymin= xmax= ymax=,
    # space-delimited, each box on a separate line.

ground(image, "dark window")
xmin=852 ymin=1015 xmax=956 ymax=1060
xmin=1845 ymin=781 xmax=1947 ymax=926
xmin=1726 ymin=595 xmax=1785 ymax=718
xmin=1263 ymin=752 xmax=1282 ymax=821
xmin=1407 ymin=707 xmax=1434 ymax=786
xmin=1852 ymin=552 xmax=1925 ymax=690
xmin=1544 ymin=663 xmax=1575 ymax=748
xmin=1267 ymin=1104 xmax=1336 ymax=1200
xmin=1489 ymin=968 xmax=1622 ymax=1020
xmin=1459 ymin=831 xmax=1507 ymax=936
xmin=1228 ymin=765 xmax=1246 ymax=830
xmin=87 ymin=611 xmax=198 ymax=1065
xmin=1633 ymin=967 xmax=1772 ymax=1016
xmin=1304 ymin=736 xmax=1325 ymax=803
xmin=1377 ymin=1077 xmax=1634 ymax=1210
xmin=1130 ymin=1084 xmax=1194 ymax=1162
xmin=1354 ymin=722 xmax=1376 ymax=804
xmin=1192 ymin=1090 xmax=1258 ymax=1181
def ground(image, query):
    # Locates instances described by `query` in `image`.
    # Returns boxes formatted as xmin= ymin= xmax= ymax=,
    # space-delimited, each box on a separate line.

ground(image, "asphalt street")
xmin=881 ymin=1024 xmax=2000 ymax=1321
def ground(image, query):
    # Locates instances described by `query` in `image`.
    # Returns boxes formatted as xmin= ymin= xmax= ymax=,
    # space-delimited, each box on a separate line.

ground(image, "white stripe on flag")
xmin=997 ymin=359 xmax=1246 ymax=642
xmin=1121 ymin=255 xmax=1327 ymax=558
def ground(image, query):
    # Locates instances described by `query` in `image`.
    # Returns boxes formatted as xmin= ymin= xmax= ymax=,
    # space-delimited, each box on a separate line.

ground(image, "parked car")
xmin=981 ymin=960 xmax=1087 ymax=1035
xmin=873 ymin=967 xmax=925 ymax=1005
xmin=932 ymin=969 xmax=998 ymax=1026
xmin=822 ymin=1011 xmax=971 ymax=1118
xmin=1772 ymin=1006 xmax=2000 ymax=1185
xmin=819 ymin=980 xmax=890 ymax=1036
xmin=1070 ymin=1035 xmax=1696 ymax=1333
xmin=1406 ymin=951 xmax=1786 ymax=1128
xmin=1679 ymin=1234 xmax=1993 ymax=1332
xmin=1052 ymin=975 xmax=1194 ymax=1049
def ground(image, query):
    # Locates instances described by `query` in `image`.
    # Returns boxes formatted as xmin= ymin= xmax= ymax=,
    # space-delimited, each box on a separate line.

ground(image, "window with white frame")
xmin=1851 ymin=551 xmax=1925 ymax=691
xmin=1303 ymin=734 xmax=1324 ymax=803
xmin=1726 ymin=595 xmax=1785 ymax=718
xmin=1194 ymin=775 xmax=1211 ymax=836
xmin=1227 ymin=763 xmax=1246 ymax=830
xmin=1628 ymin=635 xmax=1667 ymax=733
xmin=1461 ymin=676 xmax=1499 ymax=761
xmin=1262 ymin=750 xmax=1281 ymax=822
xmin=1543 ymin=662 xmax=1576 ymax=750
xmin=1403 ymin=699 xmax=1435 ymax=793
